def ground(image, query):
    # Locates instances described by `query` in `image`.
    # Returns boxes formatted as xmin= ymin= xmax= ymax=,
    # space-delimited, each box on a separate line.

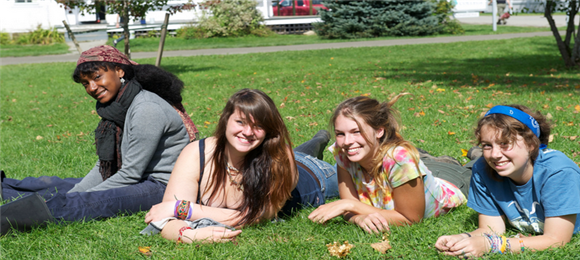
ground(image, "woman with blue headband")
xmin=435 ymin=104 xmax=580 ymax=257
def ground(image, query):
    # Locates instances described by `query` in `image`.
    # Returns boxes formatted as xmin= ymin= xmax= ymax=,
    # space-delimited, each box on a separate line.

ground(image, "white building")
xmin=0 ymin=0 xmax=275 ymax=33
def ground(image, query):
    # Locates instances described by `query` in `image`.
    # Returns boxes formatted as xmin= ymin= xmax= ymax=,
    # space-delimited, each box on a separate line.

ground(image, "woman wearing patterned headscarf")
xmin=1 ymin=46 xmax=197 ymax=234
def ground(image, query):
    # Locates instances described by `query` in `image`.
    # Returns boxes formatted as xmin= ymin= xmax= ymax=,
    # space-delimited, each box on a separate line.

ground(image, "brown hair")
xmin=475 ymin=104 xmax=551 ymax=179
xmin=206 ymin=89 xmax=294 ymax=225
xmin=331 ymin=94 xmax=419 ymax=192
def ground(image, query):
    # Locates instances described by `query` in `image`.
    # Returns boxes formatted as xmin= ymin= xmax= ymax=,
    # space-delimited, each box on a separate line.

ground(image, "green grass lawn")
xmin=1 ymin=35 xmax=579 ymax=259
xmin=0 ymin=43 xmax=70 ymax=58
xmin=1 ymin=23 xmax=554 ymax=57
xmin=111 ymin=24 xmax=554 ymax=53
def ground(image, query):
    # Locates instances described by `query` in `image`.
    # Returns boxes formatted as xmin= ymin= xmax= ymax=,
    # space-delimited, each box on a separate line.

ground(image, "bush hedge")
xmin=178 ymin=0 xmax=272 ymax=39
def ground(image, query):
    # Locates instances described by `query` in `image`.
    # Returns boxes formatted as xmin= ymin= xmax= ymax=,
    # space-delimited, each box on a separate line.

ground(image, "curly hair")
xmin=475 ymin=104 xmax=551 ymax=180
xmin=72 ymin=62 xmax=184 ymax=106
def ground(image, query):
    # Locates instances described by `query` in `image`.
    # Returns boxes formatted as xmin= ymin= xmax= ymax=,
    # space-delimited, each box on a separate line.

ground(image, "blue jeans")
xmin=280 ymin=152 xmax=338 ymax=216
xmin=294 ymin=152 xmax=339 ymax=199
xmin=2 ymin=175 xmax=166 ymax=222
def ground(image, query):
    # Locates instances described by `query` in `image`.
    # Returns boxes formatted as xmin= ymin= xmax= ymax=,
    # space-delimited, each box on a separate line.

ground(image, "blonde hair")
xmin=331 ymin=94 xmax=420 ymax=192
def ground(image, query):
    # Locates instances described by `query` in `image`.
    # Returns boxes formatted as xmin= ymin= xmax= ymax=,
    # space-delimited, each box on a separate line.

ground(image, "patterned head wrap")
xmin=77 ymin=45 xmax=139 ymax=66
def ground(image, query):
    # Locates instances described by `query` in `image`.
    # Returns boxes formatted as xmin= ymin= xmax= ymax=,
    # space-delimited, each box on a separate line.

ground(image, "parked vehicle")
xmin=272 ymin=0 xmax=328 ymax=16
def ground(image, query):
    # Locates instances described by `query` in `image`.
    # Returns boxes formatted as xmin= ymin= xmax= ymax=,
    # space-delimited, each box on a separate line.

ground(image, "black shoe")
xmin=467 ymin=146 xmax=482 ymax=161
xmin=313 ymin=130 xmax=330 ymax=160
xmin=1 ymin=193 xmax=55 ymax=236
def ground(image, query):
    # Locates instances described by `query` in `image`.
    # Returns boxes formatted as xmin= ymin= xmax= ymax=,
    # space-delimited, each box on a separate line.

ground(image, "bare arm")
xmin=145 ymin=140 xmax=244 ymax=226
xmin=436 ymin=214 xmax=576 ymax=257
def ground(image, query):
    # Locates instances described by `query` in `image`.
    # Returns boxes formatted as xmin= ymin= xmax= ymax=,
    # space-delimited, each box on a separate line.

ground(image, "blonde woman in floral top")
xmin=309 ymin=95 xmax=466 ymax=233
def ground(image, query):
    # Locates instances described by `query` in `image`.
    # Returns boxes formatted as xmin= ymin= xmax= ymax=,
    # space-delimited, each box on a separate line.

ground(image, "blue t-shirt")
xmin=467 ymin=149 xmax=580 ymax=234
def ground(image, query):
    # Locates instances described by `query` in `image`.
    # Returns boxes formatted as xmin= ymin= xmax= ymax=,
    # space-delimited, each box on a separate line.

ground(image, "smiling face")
xmin=79 ymin=67 xmax=125 ymax=104
xmin=480 ymin=125 xmax=534 ymax=185
xmin=225 ymin=109 xmax=266 ymax=156
xmin=334 ymin=113 xmax=384 ymax=170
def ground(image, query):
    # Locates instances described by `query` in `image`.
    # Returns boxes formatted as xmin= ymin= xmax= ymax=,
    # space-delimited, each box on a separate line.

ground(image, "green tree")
xmin=314 ymin=0 xmax=442 ymax=39
xmin=543 ymin=0 xmax=580 ymax=68
xmin=56 ymin=0 xmax=195 ymax=58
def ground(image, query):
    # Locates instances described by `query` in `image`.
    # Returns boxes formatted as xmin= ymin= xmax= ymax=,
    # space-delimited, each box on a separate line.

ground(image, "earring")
xmin=120 ymin=78 xmax=125 ymax=84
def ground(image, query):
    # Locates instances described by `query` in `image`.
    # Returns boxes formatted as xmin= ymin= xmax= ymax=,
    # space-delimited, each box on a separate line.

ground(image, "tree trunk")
xmin=545 ymin=0 xmax=575 ymax=67
xmin=563 ymin=0 xmax=577 ymax=50
xmin=122 ymin=0 xmax=131 ymax=59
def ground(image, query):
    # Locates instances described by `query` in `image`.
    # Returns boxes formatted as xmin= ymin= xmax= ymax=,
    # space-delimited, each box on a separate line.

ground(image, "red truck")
xmin=272 ymin=0 xmax=328 ymax=16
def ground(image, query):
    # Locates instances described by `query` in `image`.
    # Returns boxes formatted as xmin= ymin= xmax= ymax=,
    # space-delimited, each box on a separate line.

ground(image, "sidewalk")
xmin=1 ymin=15 xmax=569 ymax=66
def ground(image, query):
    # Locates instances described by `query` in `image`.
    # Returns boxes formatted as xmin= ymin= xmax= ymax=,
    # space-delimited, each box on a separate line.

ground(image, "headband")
xmin=77 ymin=45 xmax=138 ymax=66
xmin=485 ymin=105 xmax=547 ymax=149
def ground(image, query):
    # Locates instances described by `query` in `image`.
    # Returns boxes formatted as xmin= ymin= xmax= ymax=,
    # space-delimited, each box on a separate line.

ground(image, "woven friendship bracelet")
xmin=175 ymin=200 xmax=191 ymax=220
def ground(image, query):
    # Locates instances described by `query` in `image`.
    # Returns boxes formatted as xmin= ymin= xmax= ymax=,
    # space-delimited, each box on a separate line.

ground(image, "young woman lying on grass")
xmin=143 ymin=89 xmax=338 ymax=243
xmin=435 ymin=105 xmax=580 ymax=257
xmin=1 ymin=46 xmax=197 ymax=235
xmin=308 ymin=95 xmax=467 ymax=233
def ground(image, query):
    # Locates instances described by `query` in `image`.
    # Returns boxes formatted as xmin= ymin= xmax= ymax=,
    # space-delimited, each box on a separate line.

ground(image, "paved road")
xmin=1 ymin=15 xmax=568 ymax=66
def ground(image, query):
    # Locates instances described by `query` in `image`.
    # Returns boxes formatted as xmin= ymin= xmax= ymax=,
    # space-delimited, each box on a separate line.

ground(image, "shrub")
xmin=314 ymin=0 xmax=443 ymax=39
xmin=433 ymin=0 xmax=465 ymax=35
xmin=0 ymin=32 xmax=11 ymax=45
xmin=191 ymin=0 xmax=269 ymax=38
xmin=14 ymin=25 xmax=65 ymax=45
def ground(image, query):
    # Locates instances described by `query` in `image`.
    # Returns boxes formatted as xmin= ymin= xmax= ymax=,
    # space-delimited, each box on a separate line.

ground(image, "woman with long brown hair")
xmin=144 ymin=89 xmax=338 ymax=243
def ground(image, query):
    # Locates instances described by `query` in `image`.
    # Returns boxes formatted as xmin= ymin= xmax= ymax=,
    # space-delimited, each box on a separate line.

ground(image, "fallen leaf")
xmin=570 ymin=136 xmax=578 ymax=141
xmin=138 ymin=246 xmax=152 ymax=256
xmin=326 ymin=241 xmax=354 ymax=258
xmin=575 ymin=105 xmax=580 ymax=112
xmin=36 ymin=136 xmax=43 ymax=140
xmin=285 ymin=116 xmax=295 ymax=121
xmin=448 ymin=131 xmax=456 ymax=135
xmin=204 ymin=121 xmax=211 ymax=125
xmin=438 ymin=110 xmax=446 ymax=114
xmin=485 ymin=103 xmax=494 ymax=108
xmin=280 ymin=102 xmax=285 ymax=108
xmin=436 ymin=88 xmax=445 ymax=92
xmin=371 ymin=240 xmax=392 ymax=254
xmin=546 ymin=113 xmax=553 ymax=120
xmin=461 ymin=148 xmax=469 ymax=157
xmin=309 ymin=122 xmax=319 ymax=126
xmin=549 ymin=134 xmax=554 ymax=143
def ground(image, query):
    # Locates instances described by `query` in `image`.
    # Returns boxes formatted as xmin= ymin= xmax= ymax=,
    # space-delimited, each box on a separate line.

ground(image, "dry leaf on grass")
xmin=461 ymin=148 xmax=469 ymax=157
xmin=371 ymin=240 xmax=392 ymax=254
xmin=326 ymin=241 xmax=354 ymax=258
xmin=138 ymin=246 xmax=152 ymax=256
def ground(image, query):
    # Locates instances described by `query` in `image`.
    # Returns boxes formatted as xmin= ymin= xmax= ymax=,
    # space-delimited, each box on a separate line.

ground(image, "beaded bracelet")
xmin=177 ymin=226 xmax=192 ymax=243
xmin=462 ymin=232 xmax=471 ymax=238
xmin=519 ymin=238 xmax=525 ymax=252
xmin=483 ymin=233 xmax=502 ymax=254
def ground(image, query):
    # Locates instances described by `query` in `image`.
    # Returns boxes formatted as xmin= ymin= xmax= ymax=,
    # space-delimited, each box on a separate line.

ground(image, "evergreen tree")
xmin=314 ymin=0 xmax=443 ymax=39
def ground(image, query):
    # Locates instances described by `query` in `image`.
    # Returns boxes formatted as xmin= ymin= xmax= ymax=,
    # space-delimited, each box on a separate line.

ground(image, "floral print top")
xmin=331 ymin=144 xmax=466 ymax=219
